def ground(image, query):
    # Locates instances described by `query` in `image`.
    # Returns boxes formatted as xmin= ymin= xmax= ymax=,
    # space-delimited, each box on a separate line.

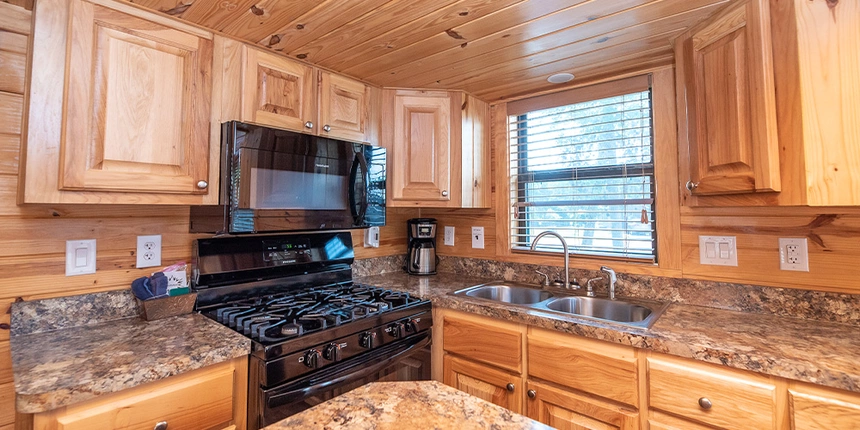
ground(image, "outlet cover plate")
xmin=66 ymin=239 xmax=96 ymax=276
xmin=136 ymin=235 xmax=162 ymax=269
xmin=364 ymin=226 xmax=380 ymax=248
xmin=471 ymin=226 xmax=484 ymax=249
xmin=443 ymin=226 xmax=455 ymax=246
xmin=779 ymin=237 xmax=809 ymax=271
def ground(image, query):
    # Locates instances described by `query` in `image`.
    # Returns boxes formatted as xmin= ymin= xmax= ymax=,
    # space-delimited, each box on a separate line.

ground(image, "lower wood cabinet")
xmin=788 ymin=381 xmax=860 ymax=430
xmin=526 ymin=380 xmax=638 ymax=430
xmin=30 ymin=356 xmax=247 ymax=430
xmin=442 ymin=354 xmax=523 ymax=414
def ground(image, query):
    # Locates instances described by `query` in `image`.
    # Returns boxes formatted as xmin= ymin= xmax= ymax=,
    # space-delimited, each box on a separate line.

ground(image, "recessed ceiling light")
xmin=547 ymin=73 xmax=574 ymax=84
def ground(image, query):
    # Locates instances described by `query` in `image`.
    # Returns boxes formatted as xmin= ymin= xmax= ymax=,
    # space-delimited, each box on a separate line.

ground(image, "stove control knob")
xmin=323 ymin=343 xmax=342 ymax=361
xmin=388 ymin=322 xmax=405 ymax=338
xmin=404 ymin=318 xmax=419 ymax=334
xmin=359 ymin=332 xmax=376 ymax=349
xmin=303 ymin=349 xmax=321 ymax=369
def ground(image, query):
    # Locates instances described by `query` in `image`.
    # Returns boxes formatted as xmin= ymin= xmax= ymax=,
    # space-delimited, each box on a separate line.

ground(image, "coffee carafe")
xmin=406 ymin=218 xmax=437 ymax=275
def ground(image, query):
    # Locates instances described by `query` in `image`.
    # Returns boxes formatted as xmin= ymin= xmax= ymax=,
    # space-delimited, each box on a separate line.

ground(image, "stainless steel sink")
xmin=452 ymin=281 xmax=667 ymax=329
xmin=454 ymin=282 xmax=554 ymax=305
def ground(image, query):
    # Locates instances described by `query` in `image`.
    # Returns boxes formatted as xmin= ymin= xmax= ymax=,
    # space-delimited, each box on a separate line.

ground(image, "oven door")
xmin=253 ymin=333 xmax=431 ymax=429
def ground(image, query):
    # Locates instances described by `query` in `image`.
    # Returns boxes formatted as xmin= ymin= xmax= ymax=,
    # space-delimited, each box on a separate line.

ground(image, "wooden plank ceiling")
xmin=127 ymin=0 xmax=729 ymax=102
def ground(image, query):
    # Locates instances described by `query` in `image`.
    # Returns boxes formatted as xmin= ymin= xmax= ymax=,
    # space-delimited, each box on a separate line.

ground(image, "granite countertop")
xmin=265 ymin=380 xmax=551 ymax=430
xmin=358 ymin=272 xmax=860 ymax=393
xmin=10 ymin=309 xmax=250 ymax=413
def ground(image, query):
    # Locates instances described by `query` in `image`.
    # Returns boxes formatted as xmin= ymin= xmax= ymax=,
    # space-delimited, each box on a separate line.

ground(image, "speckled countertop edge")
xmin=10 ymin=313 xmax=251 ymax=413
xmin=358 ymin=272 xmax=860 ymax=393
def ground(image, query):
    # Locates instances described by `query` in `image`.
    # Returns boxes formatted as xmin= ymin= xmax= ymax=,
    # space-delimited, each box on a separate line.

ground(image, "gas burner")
xmin=205 ymin=283 xmax=419 ymax=344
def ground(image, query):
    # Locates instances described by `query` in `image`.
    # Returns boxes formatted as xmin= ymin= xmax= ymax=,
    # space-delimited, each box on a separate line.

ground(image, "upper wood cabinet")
xmin=20 ymin=0 xmax=220 ymax=204
xmin=676 ymin=0 xmax=780 ymax=197
xmin=236 ymin=44 xmax=374 ymax=143
xmin=384 ymin=90 xmax=491 ymax=208
xmin=241 ymin=46 xmax=316 ymax=133
xmin=677 ymin=0 xmax=860 ymax=206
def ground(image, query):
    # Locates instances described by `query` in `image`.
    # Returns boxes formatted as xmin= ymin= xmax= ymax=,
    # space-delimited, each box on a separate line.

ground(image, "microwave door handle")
xmin=265 ymin=334 xmax=430 ymax=408
xmin=349 ymin=151 xmax=369 ymax=225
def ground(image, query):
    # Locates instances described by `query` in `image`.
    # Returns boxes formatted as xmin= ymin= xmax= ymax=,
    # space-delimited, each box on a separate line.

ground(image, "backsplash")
xmin=354 ymin=254 xmax=860 ymax=325
xmin=11 ymin=290 xmax=140 ymax=337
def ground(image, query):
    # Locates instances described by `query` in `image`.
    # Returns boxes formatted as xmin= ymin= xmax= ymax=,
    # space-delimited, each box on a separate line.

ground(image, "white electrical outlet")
xmin=698 ymin=235 xmax=738 ymax=266
xmin=444 ymin=226 xmax=455 ymax=246
xmin=471 ymin=226 xmax=484 ymax=249
xmin=136 ymin=235 xmax=162 ymax=269
xmin=66 ymin=239 xmax=96 ymax=276
xmin=779 ymin=238 xmax=809 ymax=271
xmin=364 ymin=226 xmax=380 ymax=248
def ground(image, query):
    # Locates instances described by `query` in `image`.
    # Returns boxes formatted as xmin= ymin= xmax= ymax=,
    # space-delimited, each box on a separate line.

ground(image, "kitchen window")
xmin=507 ymin=75 xmax=657 ymax=262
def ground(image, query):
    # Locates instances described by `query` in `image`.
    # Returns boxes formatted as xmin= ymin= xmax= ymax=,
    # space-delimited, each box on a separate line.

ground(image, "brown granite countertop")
xmin=10 ymin=313 xmax=251 ymax=413
xmin=358 ymin=272 xmax=860 ymax=393
xmin=264 ymin=380 xmax=551 ymax=430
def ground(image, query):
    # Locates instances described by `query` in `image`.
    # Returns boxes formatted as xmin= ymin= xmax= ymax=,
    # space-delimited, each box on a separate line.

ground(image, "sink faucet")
xmin=600 ymin=266 xmax=617 ymax=300
xmin=530 ymin=231 xmax=571 ymax=289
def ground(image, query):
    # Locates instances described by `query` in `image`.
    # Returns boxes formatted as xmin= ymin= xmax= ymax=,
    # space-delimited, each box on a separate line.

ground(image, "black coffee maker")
xmin=406 ymin=218 xmax=437 ymax=275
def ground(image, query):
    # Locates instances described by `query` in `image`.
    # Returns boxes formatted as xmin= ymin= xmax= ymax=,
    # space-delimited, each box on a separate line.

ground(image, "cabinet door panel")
xmin=61 ymin=0 xmax=212 ymax=194
xmin=390 ymin=92 xmax=452 ymax=203
xmin=526 ymin=380 xmax=638 ymax=430
xmin=443 ymin=354 xmax=522 ymax=414
xmin=789 ymin=382 xmax=860 ymax=430
xmin=242 ymin=47 xmax=315 ymax=132
xmin=319 ymin=71 xmax=368 ymax=142
xmin=682 ymin=0 xmax=780 ymax=196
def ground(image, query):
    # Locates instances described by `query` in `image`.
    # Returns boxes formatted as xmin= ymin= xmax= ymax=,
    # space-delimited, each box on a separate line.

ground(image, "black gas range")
xmin=192 ymin=232 xmax=432 ymax=429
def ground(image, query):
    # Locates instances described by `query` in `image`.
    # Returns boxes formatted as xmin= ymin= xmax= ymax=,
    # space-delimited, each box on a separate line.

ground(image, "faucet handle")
xmin=585 ymin=277 xmax=602 ymax=297
xmin=534 ymin=271 xmax=550 ymax=286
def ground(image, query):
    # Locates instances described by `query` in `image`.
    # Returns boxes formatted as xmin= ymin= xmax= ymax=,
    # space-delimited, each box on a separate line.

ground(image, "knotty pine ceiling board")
xmin=126 ymin=0 xmax=729 ymax=101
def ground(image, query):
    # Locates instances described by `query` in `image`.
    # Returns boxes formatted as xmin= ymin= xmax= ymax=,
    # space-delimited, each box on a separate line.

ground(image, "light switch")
xmin=698 ymin=236 xmax=738 ymax=266
xmin=66 ymin=239 xmax=96 ymax=276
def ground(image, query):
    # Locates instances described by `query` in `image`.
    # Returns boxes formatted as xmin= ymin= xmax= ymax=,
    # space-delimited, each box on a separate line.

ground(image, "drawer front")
xmin=52 ymin=364 xmax=235 ymax=430
xmin=443 ymin=314 xmax=522 ymax=373
xmin=789 ymin=382 xmax=860 ymax=429
xmin=528 ymin=329 xmax=638 ymax=407
xmin=648 ymin=355 xmax=776 ymax=429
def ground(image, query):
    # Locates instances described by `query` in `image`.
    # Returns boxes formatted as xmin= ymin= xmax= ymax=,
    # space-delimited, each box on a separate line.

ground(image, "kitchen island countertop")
xmin=264 ymin=380 xmax=551 ymax=430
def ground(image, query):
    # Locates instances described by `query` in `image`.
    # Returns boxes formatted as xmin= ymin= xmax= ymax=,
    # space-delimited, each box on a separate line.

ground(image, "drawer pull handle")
xmin=154 ymin=421 xmax=168 ymax=430
xmin=698 ymin=397 xmax=712 ymax=410
xmin=527 ymin=389 xmax=536 ymax=399
xmin=506 ymin=383 xmax=515 ymax=392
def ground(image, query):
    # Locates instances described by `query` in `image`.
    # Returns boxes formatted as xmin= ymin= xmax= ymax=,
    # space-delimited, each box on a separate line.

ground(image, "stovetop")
xmin=204 ymin=283 xmax=421 ymax=345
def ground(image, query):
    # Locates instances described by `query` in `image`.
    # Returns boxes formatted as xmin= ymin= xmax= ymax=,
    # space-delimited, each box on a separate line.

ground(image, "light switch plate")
xmin=698 ymin=235 xmax=738 ymax=266
xmin=66 ymin=239 xmax=96 ymax=276
xmin=136 ymin=235 xmax=162 ymax=269
xmin=443 ymin=226 xmax=455 ymax=246
xmin=471 ymin=226 xmax=484 ymax=249
xmin=779 ymin=238 xmax=809 ymax=271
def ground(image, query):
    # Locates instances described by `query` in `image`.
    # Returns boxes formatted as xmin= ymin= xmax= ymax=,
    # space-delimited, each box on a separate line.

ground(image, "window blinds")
xmin=508 ymin=84 xmax=656 ymax=262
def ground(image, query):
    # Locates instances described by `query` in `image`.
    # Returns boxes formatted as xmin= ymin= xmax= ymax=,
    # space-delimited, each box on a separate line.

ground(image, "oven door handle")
xmin=265 ymin=334 xmax=430 ymax=408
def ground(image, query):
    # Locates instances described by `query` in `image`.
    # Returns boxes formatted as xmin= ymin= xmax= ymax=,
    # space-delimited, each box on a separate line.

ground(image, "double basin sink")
xmin=452 ymin=282 xmax=667 ymax=329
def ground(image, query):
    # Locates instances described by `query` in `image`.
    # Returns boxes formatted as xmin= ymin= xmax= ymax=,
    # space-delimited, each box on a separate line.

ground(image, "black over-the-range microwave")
xmin=190 ymin=121 xmax=386 ymax=234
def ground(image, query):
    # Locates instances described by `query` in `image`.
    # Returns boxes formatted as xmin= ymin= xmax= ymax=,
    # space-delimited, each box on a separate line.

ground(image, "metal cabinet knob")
xmin=304 ymin=121 xmax=314 ymax=129
xmin=685 ymin=180 xmax=699 ymax=192
xmin=153 ymin=421 xmax=168 ymax=430
xmin=323 ymin=124 xmax=331 ymax=132
xmin=506 ymin=383 xmax=515 ymax=392
xmin=527 ymin=389 xmax=536 ymax=399
xmin=441 ymin=190 xmax=449 ymax=197
xmin=698 ymin=397 xmax=712 ymax=410
xmin=196 ymin=180 xmax=208 ymax=189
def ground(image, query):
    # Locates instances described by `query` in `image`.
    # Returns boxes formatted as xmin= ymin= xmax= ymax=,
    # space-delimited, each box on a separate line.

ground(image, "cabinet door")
xmin=389 ymin=90 xmax=453 ymax=205
xmin=443 ymin=354 xmax=522 ymax=414
xmin=679 ymin=0 xmax=780 ymax=196
xmin=789 ymin=382 xmax=860 ymax=429
xmin=319 ymin=71 xmax=369 ymax=142
xmin=242 ymin=46 xmax=315 ymax=133
xmin=526 ymin=380 xmax=639 ymax=430
xmin=60 ymin=0 xmax=213 ymax=195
